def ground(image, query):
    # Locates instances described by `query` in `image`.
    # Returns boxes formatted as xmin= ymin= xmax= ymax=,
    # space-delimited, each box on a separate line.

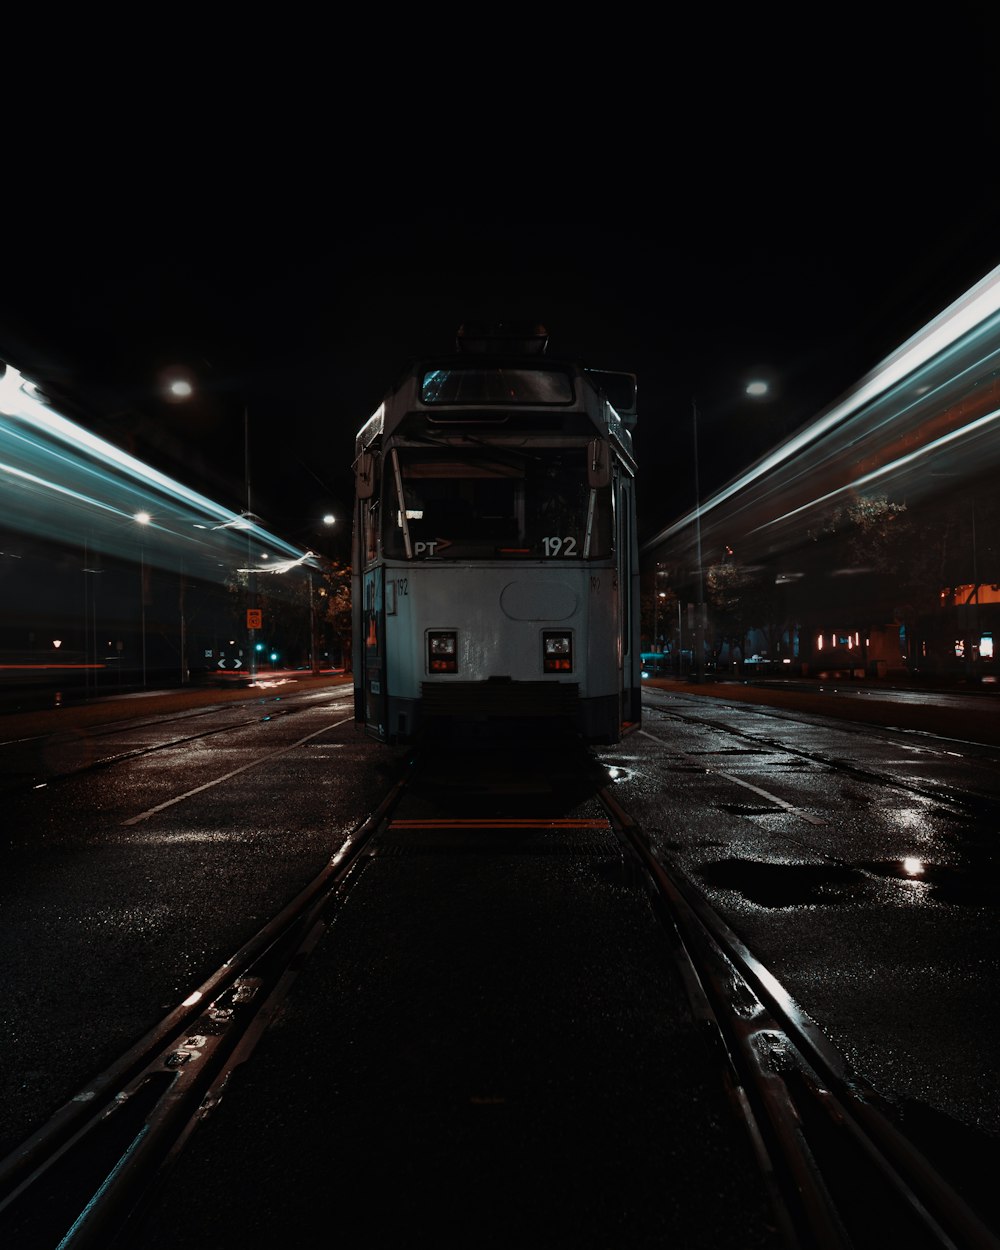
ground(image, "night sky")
xmin=2 ymin=15 xmax=999 ymax=552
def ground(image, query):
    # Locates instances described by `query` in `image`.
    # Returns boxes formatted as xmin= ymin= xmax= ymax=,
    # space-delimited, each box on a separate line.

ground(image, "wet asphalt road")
xmin=2 ymin=674 xmax=998 ymax=1246
xmin=2 ymin=669 xmax=997 ymax=746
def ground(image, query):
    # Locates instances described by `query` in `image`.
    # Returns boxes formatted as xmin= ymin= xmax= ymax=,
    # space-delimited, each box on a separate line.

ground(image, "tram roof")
xmin=355 ymin=352 xmax=637 ymax=460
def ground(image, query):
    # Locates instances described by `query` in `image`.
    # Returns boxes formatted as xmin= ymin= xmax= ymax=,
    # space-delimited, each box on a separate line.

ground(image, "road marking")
xmin=388 ymin=818 xmax=610 ymax=829
xmin=122 ymin=718 xmax=352 ymax=825
xmin=639 ymin=728 xmax=827 ymax=825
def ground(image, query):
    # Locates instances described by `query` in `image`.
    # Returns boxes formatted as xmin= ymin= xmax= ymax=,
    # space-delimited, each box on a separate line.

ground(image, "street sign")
xmin=246 ymin=609 xmax=262 ymax=629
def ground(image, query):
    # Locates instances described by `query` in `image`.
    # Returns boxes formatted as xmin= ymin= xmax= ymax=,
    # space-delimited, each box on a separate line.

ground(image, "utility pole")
xmin=692 ymin=398 xmax=705 ymax=683
xmin=245 ymin=408 xmax=258 ymax=685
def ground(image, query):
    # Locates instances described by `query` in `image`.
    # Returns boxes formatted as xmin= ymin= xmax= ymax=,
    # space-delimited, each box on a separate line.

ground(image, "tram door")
xmin=619 ymin=475 xmax=641 ymax=728
xmin=363 ymin=567 xmax=388 ymax=741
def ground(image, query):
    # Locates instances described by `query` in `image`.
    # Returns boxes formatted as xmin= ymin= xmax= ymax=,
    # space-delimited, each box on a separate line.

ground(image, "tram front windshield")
xmin=384 ymin=446 xmax=612 ymax=560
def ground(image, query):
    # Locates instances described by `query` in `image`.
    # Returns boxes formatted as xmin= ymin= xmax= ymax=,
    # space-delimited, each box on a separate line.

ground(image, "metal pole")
xmin=245 ymin=407 xmax=257 ymax=685
xmin=653 ymin=568 xmax=659 ymax=652
xmin=677 ymin=596 xmax=682 ymax=675
xmin=179 ymin=556 xmax=188 ymax=685
xmin=970 ymin=498 xmax=979 ymax=680
xmin=139 ymin=534 xmax=147 ymax=688
xmin=83 ymin=537 xmax=91 ymax=701
xmin=310 ymin=567 xmax=321 ymax=674
xmin=692 ymin=398 xmax=705 ymax=682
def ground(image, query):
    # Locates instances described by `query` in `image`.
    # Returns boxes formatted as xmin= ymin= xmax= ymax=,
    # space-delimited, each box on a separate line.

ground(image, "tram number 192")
xmin=542 ymin=536 xmax=577 ymax=557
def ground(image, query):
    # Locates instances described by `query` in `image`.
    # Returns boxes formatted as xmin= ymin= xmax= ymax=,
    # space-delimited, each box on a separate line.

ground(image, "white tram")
xmin=351 ymin=324 xmax=641 ymax=744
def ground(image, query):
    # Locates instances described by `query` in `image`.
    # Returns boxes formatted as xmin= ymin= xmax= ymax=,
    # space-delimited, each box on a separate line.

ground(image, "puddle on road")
xmin=697 ymin=859 xmax=861 ymax=907
xmin=856 ymin=858 xmax=999 ymax=906
xmin=697 ymin=856 xmax=998 ymax=908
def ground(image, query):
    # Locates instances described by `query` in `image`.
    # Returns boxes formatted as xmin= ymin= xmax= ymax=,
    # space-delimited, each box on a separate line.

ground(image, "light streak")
xmin=237 ymin=551 xmax=321 ymax=575
xmin=0 ymin=458 xmax=144 ymax=517
xmin=642 ymin=263 xmax=1000 ymax=554
xmin=1 ymin=367 xmax=253 ymax=531
xmin=751 ymin=406 xmax=1000 ymax=534
xmin=0 ymin=362 xmax=309 ymax=581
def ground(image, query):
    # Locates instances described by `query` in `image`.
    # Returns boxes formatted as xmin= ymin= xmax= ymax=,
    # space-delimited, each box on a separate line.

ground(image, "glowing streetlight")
xmin=687 ymin=383 xmax=772 ymax=680
xmin=307 ymin=517 xmax=337 ymax=674
xmin=162 ymin=370 xmax=260 ymax=683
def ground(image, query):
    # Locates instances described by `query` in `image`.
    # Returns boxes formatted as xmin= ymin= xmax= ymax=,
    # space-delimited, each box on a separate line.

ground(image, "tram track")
xmin=642 ymin=691 xmax=1000 ymax=820
xmin=2 ymin=732 xmax=998 ymax=1248
xmin=595 ymin=772 xmax=1000 ymax=1249
xmin=0 ymin=688 xmax=355 ymax=797
xmin=0 ymin=748 xmax=415 ymax=1250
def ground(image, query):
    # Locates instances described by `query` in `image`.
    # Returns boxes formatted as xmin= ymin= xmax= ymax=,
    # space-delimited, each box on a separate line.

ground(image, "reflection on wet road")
xmin=603 ymin=683 xmax=1000 ymax=1148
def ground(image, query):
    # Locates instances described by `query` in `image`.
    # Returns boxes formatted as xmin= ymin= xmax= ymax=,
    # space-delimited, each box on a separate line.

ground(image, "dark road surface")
xmin=3 ymin=671 xmax=995 ymax=748
xmin=2 ymin=672 xmax=998 ymax=1248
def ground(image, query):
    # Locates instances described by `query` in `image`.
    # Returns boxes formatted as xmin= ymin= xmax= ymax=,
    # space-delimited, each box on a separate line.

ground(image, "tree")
xmin=809 ymin=494 xmax=943 ymax=643
xmin=802 ymin=491 xmax=993 ymax=673
xmin=707 ymin=554 xmax=794 ymax=666
xmin=314 ymin=558 xmax=352 ymax=670
xmin=640 ymin=562 xmax=684 ymax=654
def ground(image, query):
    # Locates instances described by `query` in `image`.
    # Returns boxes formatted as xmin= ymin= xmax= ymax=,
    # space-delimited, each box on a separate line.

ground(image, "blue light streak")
xmin=643 ymin=262 xmax=1000 ymax=562
xmin=0 ymin=363 xmax=307 ymax=584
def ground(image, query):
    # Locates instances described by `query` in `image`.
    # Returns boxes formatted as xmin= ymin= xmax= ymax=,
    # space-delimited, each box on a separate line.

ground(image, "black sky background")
xmin=2 ymin=11 xmax=999 ymax=553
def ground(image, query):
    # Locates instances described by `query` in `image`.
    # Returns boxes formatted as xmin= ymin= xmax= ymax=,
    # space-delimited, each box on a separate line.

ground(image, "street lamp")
xmin=689 ymin=382 xmax=770 ymax=682
xmin=312 ymin=518 xmax=337 ymax=674
xmin=301 ymin=515 xmax=337 ymax=675
xmin=241 ymin=408 xmax=259 ymax=685
xmin=81 ymin=536 xmax=104 ymax=699
xmin=134 ymin=510 xmax=151 ymax=687
xmin=691 ymin=400 xmax=705 ymax=682
xmin=163 ymin=372 xmax=260 ymax=684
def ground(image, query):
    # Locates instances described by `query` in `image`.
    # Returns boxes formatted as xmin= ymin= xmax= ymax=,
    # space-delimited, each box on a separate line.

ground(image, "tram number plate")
xmin=543 ymin=536 xmax=577 ymax=556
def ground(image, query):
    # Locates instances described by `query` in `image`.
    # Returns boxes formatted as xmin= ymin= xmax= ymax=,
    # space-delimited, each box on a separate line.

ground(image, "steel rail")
xmin=596 ymin=778 xmax=1000 ymax=1250
xmin=0 ymin=756 xmax=414 ymax=1250
xmin=0 ymin=689 xmax=354 ymax=797
xmin=644 ymin=694 xmax=1000 ymax=815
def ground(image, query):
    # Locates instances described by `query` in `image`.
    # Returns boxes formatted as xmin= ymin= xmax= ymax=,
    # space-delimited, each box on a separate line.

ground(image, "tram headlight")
xmin=542 ymin=631 xmax=573 ymax=673
xmin=427 ymin=630 xmax=458 ymax=673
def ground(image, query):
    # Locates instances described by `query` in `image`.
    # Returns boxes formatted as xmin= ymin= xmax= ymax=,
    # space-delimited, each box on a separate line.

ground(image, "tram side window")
xmin=363 ymin=498 xmax=379 ymax=564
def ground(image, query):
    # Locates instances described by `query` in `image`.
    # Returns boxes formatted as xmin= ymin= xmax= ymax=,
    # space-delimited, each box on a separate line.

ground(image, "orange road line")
xmin=387 ymin=818 xmax=610 ymax=829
